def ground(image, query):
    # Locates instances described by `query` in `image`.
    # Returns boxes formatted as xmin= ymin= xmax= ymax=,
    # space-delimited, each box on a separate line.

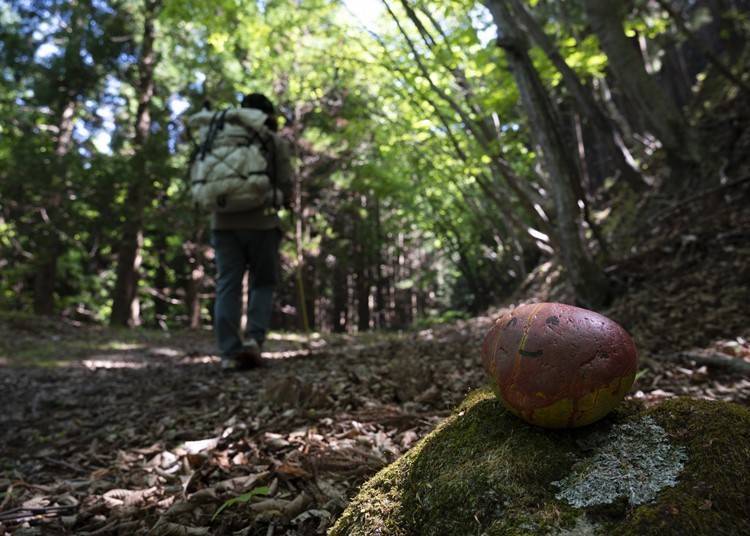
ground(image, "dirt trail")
xmin=0 ymin=320 xmax=487 ymax=535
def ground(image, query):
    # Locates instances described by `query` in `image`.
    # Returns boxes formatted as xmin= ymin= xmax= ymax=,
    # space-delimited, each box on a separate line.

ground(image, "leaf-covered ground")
xmin=1 ymin=300 xmax=749 ymax=535
xmin=2 ymin=170 xmax=749 ymax=536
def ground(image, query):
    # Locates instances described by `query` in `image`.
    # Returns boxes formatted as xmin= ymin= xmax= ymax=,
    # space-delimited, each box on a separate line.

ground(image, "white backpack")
xmin=187 ymin=108 xmax=283 ymax=212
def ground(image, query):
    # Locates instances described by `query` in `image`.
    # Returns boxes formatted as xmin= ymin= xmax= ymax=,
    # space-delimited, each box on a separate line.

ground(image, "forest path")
xmin=1 ymin=311 xmax=749 ymax=534
xmin=0 ymin=317 xmax=491 ymax=534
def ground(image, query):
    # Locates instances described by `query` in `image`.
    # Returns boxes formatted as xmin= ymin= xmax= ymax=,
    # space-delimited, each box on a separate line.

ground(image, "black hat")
xmin=241 ymin=93 xmax=275 ymax=115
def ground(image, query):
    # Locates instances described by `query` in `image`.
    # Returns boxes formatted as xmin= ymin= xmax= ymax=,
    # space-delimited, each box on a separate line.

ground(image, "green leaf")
xmin=211 ymin=486 xmax=271 ymax=522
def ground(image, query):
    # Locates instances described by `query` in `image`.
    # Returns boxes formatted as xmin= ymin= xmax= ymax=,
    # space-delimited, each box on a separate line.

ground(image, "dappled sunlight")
xmin=1 ymin=0 xmax=749 ymax=531
xmin=178 ymin=355 xmax=220 ymax=366
xmin=147 ymin=347 xmax=182 ymax=358
xmin=101 ymin=341 xmax=146 ymax=352
xmin=263 ymin=348 xmax=313 ymax=360
xmin=81 ymin=359 xmax=148 ymax=370
xmin=266 ymin=332 xmax=322 ymax=343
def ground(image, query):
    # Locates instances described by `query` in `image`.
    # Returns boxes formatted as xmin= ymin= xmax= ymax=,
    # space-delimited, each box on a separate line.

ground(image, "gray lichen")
xmin=554 ymin=416 xmax=687 ymax=508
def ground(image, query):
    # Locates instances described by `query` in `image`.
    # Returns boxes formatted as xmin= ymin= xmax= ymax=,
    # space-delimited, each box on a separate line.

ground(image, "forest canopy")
xmin=1 ymin=0 xmax=747 ymax=331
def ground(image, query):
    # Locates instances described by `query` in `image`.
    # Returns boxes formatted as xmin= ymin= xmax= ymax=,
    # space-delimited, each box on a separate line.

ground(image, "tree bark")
xmin=506 ymin=0 xmax=646 ymax=192
xmin=354 ymin=197 xmax=371 ymax=332
xmin=184 ymin=229 xmax=206 ymax=330
xmin=152 ymin=233 xmax=169 ymax=328
xmin=486 ymin=0 xmax=611 ymax=308
xmin=373 ymin=197 xmax=387 ymax=329
xmin=581 ymin=0 xmax=702 ymax=169
xmin=110 ymin=0 xmax=161 ymax=326
xmin=33 ymin=99 xmax=77 ymax=315
xmin=331 ymin=248 xmax=349 ymax=333
xmin=655 ymin=0 xmax=750 ymax=97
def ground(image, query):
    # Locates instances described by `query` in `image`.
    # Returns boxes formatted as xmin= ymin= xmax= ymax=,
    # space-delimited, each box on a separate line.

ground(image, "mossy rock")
xmin=330 ymin=388 xmax=750 ymax=536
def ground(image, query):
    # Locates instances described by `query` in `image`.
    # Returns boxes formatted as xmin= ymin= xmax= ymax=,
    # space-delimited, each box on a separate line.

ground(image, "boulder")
xmin=330 ymin=388 xmax=750 ymax=535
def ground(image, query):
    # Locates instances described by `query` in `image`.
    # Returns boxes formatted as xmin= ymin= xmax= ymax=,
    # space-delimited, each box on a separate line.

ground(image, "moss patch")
xmin=330 ymin=388 xmax=750 ymax=536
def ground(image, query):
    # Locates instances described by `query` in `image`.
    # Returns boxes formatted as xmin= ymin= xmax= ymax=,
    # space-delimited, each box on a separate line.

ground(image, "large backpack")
xmin=187 ymin=107 xmax=282 ymax=212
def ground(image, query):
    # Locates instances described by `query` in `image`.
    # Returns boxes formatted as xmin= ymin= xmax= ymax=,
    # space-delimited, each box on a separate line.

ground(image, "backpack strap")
xmin=200 ymin=109 xmax=228 ymax=161
xmin=240 ymin=126 xmax=279 ymax=209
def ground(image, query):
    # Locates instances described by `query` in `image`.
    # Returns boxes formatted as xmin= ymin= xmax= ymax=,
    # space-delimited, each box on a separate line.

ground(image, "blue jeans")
xmin=212 ymin=229 xmax=281 ymax=359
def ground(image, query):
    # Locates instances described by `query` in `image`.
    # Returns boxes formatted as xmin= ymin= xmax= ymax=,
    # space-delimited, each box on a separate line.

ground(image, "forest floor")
xmin=2 ymin=230 xmax=749 ymax=536
xmin=1 ymin=313 xmax=748 ymax=536
xmin=2 ymin=169 xmax=750 ymax=535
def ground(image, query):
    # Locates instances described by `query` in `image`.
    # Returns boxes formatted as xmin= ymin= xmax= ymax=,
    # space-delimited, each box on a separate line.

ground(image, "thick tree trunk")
xmin=110 ymin=0 xmax=160 ymax=326
xmin=486 ymin=0 xmax=611 ymax=308
xmin=33 ymin=245 xmax=60 ymax=316
xmin=507 ymin=0 xmax=645 ymax=192
xmin=581 ymin=0 xmax=702 ymax=169
xmin=33 ymin=94 xmax=77 ymax=315
xmin=655 ymin=0 xmax=750 ymax=97
xmin=111 ymin=222 xmax=144 ymax=326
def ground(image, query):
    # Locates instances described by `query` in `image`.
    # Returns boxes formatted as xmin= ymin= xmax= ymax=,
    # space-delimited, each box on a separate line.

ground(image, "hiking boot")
xmin=235 ymin=339 xmax=267 ymax=369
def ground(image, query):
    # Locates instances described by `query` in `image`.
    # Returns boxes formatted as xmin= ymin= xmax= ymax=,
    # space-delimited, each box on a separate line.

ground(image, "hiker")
xmin=188 ymin=93 xmax=293 ymax=370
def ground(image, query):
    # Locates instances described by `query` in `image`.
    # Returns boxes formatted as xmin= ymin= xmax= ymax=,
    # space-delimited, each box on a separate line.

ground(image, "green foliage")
xmin=0 ymin=0 xmax=739 ymax=327
xmin=413 ymin=309 xmax=470 ymax=329
xmin=211 ymin=486 xmax=270 ymax=521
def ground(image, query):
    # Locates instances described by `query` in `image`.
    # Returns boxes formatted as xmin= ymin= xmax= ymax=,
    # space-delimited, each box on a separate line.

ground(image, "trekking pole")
xmin=296 ymin=257 xmax=310 ymax=334
xmin=293 ymin=210 xmax=311 ymax=335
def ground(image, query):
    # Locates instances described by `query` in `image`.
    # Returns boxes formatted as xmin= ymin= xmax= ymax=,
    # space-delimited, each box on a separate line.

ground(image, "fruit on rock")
xmin=481 ymin=303 xmax=638 ymax=428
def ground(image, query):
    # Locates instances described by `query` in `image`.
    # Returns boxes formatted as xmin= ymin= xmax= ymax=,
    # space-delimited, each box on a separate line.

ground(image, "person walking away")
xmin=188 ymin=93 xmax=293 ymax=370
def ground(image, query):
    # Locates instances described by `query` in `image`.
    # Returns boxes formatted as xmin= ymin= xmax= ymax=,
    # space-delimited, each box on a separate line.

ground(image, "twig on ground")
xmin=79 ymin=519 xmax=140 ymax=535
xmin=0 ymin=505 xmax=76 ymax=523
xmin=655 ymin=351 xmax=750 ymax=374
xmin=0 ymin=485 xmax=13 ymax=510
xmin=41 ymin=455 xmax=89 ymax=475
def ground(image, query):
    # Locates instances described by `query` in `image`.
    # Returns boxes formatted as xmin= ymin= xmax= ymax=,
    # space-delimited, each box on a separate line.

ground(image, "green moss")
xmin=613 ymin=398 xmax=750 ymax=536
xmin=331 ymin=390 xmax=750 ymax=536
xmin=331 ymin=388 xmax=584 ymax=535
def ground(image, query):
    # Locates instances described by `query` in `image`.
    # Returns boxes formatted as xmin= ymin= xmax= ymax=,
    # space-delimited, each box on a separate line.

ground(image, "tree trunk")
xmin=302 ymin=255 xmax=316 ymax=330
xmin=184 ymin=233 xmax=206 ymax=330
xmin=655 ymin=0 xmax=750 ymax=97
xmin=33 ymin=244 xmax=60 ymax=316
xmin=507 ymin=0 xmax=646 ymax=192
xmin=152 ymin=233 xmax=169 ymax=328
xmin=33 ymin=88 xmax=78 ymax=315
xmin=354 ymin=201 xmax=371 ymax=332
xmin=110 ymin=0 xmax=161 ymax=326
xmin=373 ymin=197 xmax=387 ymax=329
xmin=486 ymin=0 xmax=611 ymax=308
xmin=331 ymin=254 xmax=348 ymax=333
xmin=581 ymin=0 xmax=702 ymax=170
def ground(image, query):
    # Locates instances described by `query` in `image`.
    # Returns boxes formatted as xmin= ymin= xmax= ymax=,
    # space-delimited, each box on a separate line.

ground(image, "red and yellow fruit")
xmin=481 ymin=303 xmax=638 ymax=428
